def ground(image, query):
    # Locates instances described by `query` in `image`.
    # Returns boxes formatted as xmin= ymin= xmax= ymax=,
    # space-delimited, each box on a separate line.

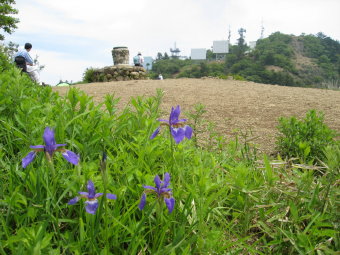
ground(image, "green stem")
xmin=89 ymin=215 xmax=98 ymax=254
xmin=48 ymin=160 xmax=55 ymax=178
xmin=100 ymin=152 xmax=109 ymax=250
xmin=169 ymin=126 xmax=175 ymax=172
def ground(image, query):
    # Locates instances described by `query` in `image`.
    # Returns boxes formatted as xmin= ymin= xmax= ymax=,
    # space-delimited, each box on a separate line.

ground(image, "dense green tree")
xmin=206 ymin=49 xmax=216 ymax=61
xmin=163 ymin=52 xmax=169 ymax=60
xmin=253 ymin=32 xmax=294 ymax=71
xmin=302 ymin=33 xmax=340 ymax=64
xmin=199 ymin=62 xmax=208 ymax=77
xmin=151 ymin=58 xmax=192 ymax=78
xmin=300 ymin=33 xmax=340 ymax=79
xmin=235 ymin=28 xmax=248 ymax=59
xmin=156 ymin=52 xmax=163 ymax=60
xmin=0 ymin=0 xmax=19 ymax=40
xmin=225 ymin=46 xmax=238 ymax=69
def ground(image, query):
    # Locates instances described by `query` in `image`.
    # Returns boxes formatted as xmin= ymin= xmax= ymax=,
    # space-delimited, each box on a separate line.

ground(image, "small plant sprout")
xmin=68 ymin=180 xmax=117 ymax=214
xmin=139 ymin=173 xmax=175 ymax=213
xmin=150 ymin=105 xmax=193 ymax=144
xmin=22 ymin=127 xmax=79 ymax=168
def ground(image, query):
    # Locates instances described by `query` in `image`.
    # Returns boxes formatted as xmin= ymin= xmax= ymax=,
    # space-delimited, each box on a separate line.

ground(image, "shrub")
xmin=276 ymin=110 xmax=339 ymax=163
xmin=83 ymin=67 xmax=96 ymax=83
xmin=232 ymin=74 xmax=246 ymax=80
xmin=0 ymin=45 xmax=14 ymax=72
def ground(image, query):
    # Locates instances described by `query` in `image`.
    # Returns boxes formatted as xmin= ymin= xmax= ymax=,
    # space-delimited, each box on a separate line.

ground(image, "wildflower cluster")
xmin=139 ymin=172 xmax=175 ymax=213
xmin=151 ymin=105 xmax=192 ymax=144
xmin=21 ymin=106 xmax=191 ymax=215
xmin=22 ymin=127 xmax=79 ymax=168
xmin=68 ymin=180 xmax=117 ymax=214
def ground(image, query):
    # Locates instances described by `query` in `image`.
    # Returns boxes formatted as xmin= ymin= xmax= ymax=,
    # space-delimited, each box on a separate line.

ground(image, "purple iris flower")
xmin=150 ymin=105 xmax=193 ymax=144
xmin=139 ymin=172 xmax=175 ymax=213
xmin=22 ymin=127 xmax=79 ymax=168
xmin=68 ymin=180 xmax=117 ymax=214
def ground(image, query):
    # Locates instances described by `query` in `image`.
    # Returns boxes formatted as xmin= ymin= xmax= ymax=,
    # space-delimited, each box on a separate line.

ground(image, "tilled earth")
xmin=53 ymin=78 xmax=340 ymax=154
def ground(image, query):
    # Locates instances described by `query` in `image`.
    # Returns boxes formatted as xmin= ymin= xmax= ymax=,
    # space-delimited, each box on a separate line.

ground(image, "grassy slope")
xmin=1 ymin=64 xmax=339 ymax=254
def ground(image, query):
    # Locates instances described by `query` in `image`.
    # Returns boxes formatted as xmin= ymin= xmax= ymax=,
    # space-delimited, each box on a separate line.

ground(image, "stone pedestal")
xmin=87 ymin=46 xmax=146 ymax=82
xmin=112 ymin=47 xmax=129 ymax=65
xmin=91 ymin=65 xmax=147 ymax=82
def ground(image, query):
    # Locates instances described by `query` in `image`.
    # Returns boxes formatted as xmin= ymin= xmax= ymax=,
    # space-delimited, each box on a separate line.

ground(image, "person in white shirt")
xmin=14 ymin=43 xmax=41 ymax=85
xmin=133 ymin=52 xmax=144 ymax=67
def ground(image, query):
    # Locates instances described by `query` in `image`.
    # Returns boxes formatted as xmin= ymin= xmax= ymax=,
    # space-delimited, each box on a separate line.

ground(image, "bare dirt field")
xmin=53 ymin=78 xmax=340 ymax=154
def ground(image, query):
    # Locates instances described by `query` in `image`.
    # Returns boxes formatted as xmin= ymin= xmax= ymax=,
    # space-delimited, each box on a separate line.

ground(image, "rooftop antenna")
xmin=228 ymin=25 xmax=231 ymax=43
xmin=170 ymin=42 xmax=180 ymax=58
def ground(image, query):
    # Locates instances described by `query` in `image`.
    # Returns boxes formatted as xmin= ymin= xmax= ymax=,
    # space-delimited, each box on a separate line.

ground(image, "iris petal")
xmin=164 ymin=197 xmax=175 ymax=213
xmin=79 ymin=192 xmax=89 ymax=197
xmin=43 ymin=127 xmax=56 ymax=145
xmin=142 ymin=185 xmax=158 ymax=191
xmin=68 ymin=196 xmax=80 ymax=205
xmin=160 ymin=188 xmax=172 ymax=193
xmin=94 ymin=193 xmax=103 ymax=198
xmin=29 ymin=145 xmax=45 ymax=149
xmin=55 ymin=143 xmax=67 ymax=148
xmin=106 ymin=193 xmax=117 ymax=200
xmin=85 ymin=200 xmax=99 ymax=214
xmin=163 ymin=172 xmax=170 ymax=188
xmin=22 ymin=151 xmax=37 ymax=168
xmin=62 ymin=150 xmax=79 ymax=165
xmin=184 ymin=125 xmax=193 ymax=139
xmin=170 ymin=105 xmax=181 ymax=123
xmin=171 ymin=127 xmax=185 ymax=144
xmin=150 ymin=127 xmax=160 ymax=139
xmin=87 ymin=180 xmax=96 ymax=199
xmin=138 ymin=193 xmax=146 ymax=210
xmin=154 ymin=175 xmax=161 ymax=189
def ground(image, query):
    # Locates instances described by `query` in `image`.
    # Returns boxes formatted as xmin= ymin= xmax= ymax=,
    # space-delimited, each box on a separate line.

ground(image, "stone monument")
xmin=88 ymin=46 xmax=147 ymax=82
xmin=112 ymin=47 xmax=129 ymax=65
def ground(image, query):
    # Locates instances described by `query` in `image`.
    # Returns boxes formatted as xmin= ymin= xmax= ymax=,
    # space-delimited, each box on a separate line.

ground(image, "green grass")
xmin=0 ymin=65 xmax=339 ymax=254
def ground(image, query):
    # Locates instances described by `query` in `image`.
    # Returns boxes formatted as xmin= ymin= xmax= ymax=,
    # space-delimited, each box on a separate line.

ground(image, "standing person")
xmin=14 ymin=43 xmax=41 ymax=85
xmin=133 ymin=52 xmax=144 ymax=67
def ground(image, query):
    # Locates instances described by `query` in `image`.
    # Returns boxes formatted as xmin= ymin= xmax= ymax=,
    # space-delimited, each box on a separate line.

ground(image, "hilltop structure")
xmin=212 ymin=40 xmax=229 ymax=60
xmin=89 ymin=46 xmax=147 ymax=82
xmin=191 ymin=48 xmax=207 ymax=60
xmin=170 ymin=42 xmax=181 ymax=58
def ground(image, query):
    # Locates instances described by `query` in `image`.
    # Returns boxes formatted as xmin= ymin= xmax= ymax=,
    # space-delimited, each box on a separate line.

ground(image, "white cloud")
xmin=33 ymin=49 xmax=105 ymax=85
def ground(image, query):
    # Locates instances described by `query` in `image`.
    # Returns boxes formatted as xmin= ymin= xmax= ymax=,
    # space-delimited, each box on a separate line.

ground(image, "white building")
xmin=191 ymin=48 xmax=207 ymax=60
xmin=212 ymin=40 xmax=229 ymax=54
xmin=212 ymin=40 xmax=229 ymax=60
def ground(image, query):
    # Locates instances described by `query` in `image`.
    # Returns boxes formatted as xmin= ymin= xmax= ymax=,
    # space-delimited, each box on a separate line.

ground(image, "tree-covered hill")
xmin=150 ymin=32 xmax=340 ymax=88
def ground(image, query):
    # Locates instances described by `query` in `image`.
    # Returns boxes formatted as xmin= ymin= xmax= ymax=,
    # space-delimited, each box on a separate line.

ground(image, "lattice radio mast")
xmin=170 ymin=42 xmax=181 ymax=58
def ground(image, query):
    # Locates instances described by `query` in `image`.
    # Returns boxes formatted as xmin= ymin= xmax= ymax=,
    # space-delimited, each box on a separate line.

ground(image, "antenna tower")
xmin=170 ymin=42 xmax=180 ymax=58
xmin=260 ymin=20 xmax=264 ymax=39
xmin=228 ymin=25 xmax=231 ymax=42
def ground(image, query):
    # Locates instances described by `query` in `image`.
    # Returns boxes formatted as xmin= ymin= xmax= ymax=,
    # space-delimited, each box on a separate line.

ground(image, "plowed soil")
xmin=53 ymin=78 xmax=340 ymax=154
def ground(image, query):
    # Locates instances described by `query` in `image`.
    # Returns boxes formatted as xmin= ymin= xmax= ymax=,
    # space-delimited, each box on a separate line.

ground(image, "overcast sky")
xmin=6 ymin=0 xmax=340 ymax=85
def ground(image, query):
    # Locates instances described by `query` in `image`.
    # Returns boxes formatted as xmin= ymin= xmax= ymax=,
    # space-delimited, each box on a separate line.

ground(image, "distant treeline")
xmin=149 ymin=32 xmax=340 ymax=88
